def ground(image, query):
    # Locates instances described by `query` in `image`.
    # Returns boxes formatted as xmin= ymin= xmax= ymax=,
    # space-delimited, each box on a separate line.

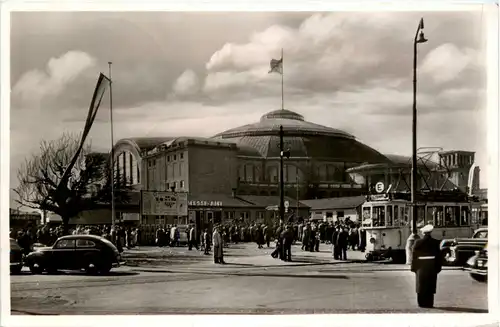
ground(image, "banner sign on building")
xmin=141 ymin=191 xmax=188 ymax=216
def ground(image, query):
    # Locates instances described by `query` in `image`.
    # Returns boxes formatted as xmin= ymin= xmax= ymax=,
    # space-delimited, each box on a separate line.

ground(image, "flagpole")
xmin=281 ymin=48 xmax=284 ymax=110
xmin=108 ymin=61 xmax=115 ymax=228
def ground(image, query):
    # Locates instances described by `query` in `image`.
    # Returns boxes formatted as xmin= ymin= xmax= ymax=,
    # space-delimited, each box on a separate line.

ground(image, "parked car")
xmin=25 ymin=234 xmax=124 ymax=275
xmin=465 ymin=244 xmax=488 ymax=283
xmin=10 ymin=238 xmax=24 ymax=274
xmin=441 ymin=228 xmax=487 ymax=266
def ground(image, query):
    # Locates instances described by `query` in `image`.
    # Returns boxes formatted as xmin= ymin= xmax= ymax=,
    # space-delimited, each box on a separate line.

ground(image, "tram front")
xmin=362 ymin=194 xmax=412 ymax=263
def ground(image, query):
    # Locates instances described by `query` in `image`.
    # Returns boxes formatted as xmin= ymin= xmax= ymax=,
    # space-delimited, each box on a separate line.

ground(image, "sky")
xmin=9 ymin=10 xmax=488 ymax=208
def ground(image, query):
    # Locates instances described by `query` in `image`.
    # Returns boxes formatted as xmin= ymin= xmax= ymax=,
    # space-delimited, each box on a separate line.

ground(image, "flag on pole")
xmin=57 ymin=73 xmax=110 ymax=190
xmin=268 ymin=58 xmax=283 ymax=74
xmin=418 ymin=18 xmax=424 ymax=29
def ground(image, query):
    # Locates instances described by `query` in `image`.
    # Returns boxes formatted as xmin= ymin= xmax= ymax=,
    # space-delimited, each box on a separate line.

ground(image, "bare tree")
xmin=14 ymin=132 xmax=129 ymax=233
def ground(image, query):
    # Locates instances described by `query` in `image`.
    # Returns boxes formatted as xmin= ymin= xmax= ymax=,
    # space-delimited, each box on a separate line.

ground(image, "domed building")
xmin=212 ymin=109 xmax=390 ymax=198
xmin=102 ymin=108 xmax=477 ymax=232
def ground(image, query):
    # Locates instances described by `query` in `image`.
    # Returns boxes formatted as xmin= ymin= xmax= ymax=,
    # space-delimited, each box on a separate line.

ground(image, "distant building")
xmin=301 ymin=196 xmax=366 ymax=223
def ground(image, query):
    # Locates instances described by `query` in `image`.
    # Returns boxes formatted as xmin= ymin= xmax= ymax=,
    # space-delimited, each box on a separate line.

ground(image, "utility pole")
xmin=279 ymin=125 xmax=285 ymax=225
xmin=108 ymin=61 xmax=115 ymax=228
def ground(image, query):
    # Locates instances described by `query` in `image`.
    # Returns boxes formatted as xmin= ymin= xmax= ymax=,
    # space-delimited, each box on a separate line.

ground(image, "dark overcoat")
xmin=410 ymin=234 xmax=442 ymax=294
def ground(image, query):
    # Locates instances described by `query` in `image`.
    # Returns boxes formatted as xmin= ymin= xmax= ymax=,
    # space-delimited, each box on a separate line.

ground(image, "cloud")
xmin=12 ymin=51 xmax=96 ymax=107
xmin=172 ymin=69 xmax=200 ymax=96
xmin=202 ymin=12 xmax=484 ymax=109
xmin=420 ymin=43 xmax=478 ymax=84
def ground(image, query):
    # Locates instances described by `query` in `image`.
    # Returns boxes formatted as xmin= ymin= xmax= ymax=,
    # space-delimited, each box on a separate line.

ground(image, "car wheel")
xmin=46 ymin=267 xmax=58 ymax=275
xmin=470 ymin=273 xmax=487 ymax=283
xmin=29 ymin=262 xmax=43 ymax=274
xmin=98 ymin=263 xmax=112 ymax=275
xmin=391 ymin=253 xmax=405 ymax=264
xmin=10 ymin=265 xmax=22 ymax=275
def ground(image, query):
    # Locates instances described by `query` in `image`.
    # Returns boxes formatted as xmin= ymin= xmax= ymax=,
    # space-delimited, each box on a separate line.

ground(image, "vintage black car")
xmin=465 ymin=244 xmax=488 ymax=283
xmin=25 ymin=234 xmax=124 ymax=275
xmin=441 ymin=228 xmax=488 ymax=266
xmin=10 ymin=238 xmax=24 ymax=274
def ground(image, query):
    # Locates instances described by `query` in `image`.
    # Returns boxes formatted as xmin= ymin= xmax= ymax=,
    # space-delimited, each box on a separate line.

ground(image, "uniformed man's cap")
xmin=420 ymin=224 xmax=434 ymax=234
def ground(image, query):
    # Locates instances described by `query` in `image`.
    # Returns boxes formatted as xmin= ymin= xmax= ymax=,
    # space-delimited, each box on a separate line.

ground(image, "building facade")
xmin=101 ymin=109 xmax=481 ymax=228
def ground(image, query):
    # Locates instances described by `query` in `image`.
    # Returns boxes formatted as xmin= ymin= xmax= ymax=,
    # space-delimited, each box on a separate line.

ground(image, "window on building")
xmin=165 ymin=182 xmax=169 ymax=189
xmin=180 ymin=152 xmax=184 ymax=159
xmin=257 ymin=211 xmax=266 ymax=221
xmin=224 ymin=211 xmax=235 ymax=222
xmin=268 ymin=166 xmax=278 ymax=183
xmin=317 ymin=165 xmax=327 ymax=181
xmin=180 ymin=180 xmax=185 ymax=189
xmin=174 ymin=154 xmax=177 ymax=161
xmin=173 ymin=163 xmax=178 ymax=177
xmin=179 ymin=163 xmax=182 ymax=176
xmin=239 ymin=212 xmax=249 ymax=222
xmin=128 ymin=153 xmax=135 ymax=184
xmin=167 ymin=155 xmax=170 ymax=162
xmin=245 ymin=164 xmax=254 ymax=182
xmin=155 ymin=216 xmax=165 ymax=225
xmin=254 ymin=166 xmax=261 ymax=182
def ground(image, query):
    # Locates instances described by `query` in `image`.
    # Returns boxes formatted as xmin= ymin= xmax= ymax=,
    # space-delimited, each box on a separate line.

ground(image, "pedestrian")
xmin=302 ymin=224 xmax=310 ymax=251
xmin=202 ymin=229 xmax=210 ymax=255
xmin=188 ymin=225 xmax=198 ymax=250
xmin=309 ymin=224 xmax=316 ymax=252
xmin=358 ymin=225 xmax=366 ymax=252
xmin=337 ymin=227 xmax=349 ymax=260
xmin=283 ymin=225 xmax=294 ymax=262
xmin=212 ymin=226 xmax=225 ymax=264
xmin=332 ymin=226 xmax=339 ymax=259
xmin=411 ymin=224 xmax=442 ymax=308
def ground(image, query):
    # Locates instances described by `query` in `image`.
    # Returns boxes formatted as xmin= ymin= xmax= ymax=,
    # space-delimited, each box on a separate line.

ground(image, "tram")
xmin=361 ymin=190 xmax=480 ymax=263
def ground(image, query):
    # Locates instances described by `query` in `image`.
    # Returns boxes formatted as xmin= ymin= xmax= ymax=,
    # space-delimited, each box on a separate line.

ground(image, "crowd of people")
xmin=10 ymin=224 xmax=141 ymax=254
xmin=11 ymin=217 xmax=367 ymax=264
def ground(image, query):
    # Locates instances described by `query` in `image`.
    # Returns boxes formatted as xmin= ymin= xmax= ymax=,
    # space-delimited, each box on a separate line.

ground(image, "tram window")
xmin=386 ymin=206 xmax=393 ymax=226
xmin=460 ymin=207 xmax=470 ymax=226
xmin=372 ymin=206 xmax=385 ymax=227
xmin=362 ymin=207 xmax=371 ymax=226
xmin=416 ymin=206 xmax=425 ymax=228
xmin=428 ymin=206 xmax=444 ymax=227
xmin=394 ymin=205 xmax=399 ymax=226
xmin=444 ymin=206 xmax=460 ymax=227
xmin=403 ymin=206 xmax=410 ymax=226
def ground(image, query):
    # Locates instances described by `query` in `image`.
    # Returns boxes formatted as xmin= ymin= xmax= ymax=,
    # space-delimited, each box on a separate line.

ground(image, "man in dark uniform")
xmin=411 ymin=224 xmax=442 ymax=308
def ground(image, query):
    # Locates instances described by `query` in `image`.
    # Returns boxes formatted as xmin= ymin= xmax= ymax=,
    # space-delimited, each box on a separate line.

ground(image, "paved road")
xmin=10 ymin=243 xmax=488 ymax=315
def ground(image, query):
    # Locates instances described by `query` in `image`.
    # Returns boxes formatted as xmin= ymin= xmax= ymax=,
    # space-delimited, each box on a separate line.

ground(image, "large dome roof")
xmin=213 ymin=109 xmax=390 ymax=163
xmin=214 ymin=109 xmax=355 ymax=139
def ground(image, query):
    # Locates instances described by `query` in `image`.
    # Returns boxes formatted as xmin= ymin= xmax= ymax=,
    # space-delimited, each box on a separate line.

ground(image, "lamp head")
xmin=417 ymin=31 xmax=428 ymax=44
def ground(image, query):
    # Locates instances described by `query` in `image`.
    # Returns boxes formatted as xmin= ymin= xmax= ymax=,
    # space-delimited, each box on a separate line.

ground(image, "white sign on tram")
xmin=141 ymin=191 xmax=188 ymax=216
xmin=375 ymin=182 xmax=385 ymax=193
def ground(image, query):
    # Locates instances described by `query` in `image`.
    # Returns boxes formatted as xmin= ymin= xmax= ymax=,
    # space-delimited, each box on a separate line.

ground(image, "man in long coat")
xmin=212 ymin=226 xmax=225 ymax=264
xmin=411 ymin=224 xmax=442 ymax=308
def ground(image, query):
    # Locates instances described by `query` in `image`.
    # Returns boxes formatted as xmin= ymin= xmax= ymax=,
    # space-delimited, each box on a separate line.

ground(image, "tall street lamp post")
xmin=406 ymin=18 xmax=428 ymax=265
xmin=279 ymin=125 xmax=290 ymax=225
